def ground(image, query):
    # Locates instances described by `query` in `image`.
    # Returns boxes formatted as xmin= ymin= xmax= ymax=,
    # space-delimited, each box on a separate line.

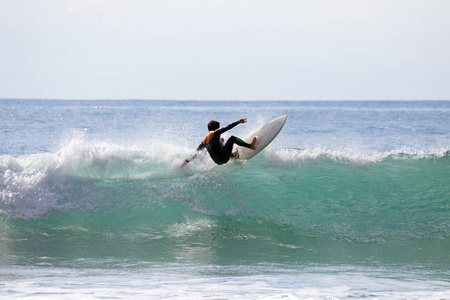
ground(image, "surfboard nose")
xmin=236 ymin=115 xmax=287 ymax=160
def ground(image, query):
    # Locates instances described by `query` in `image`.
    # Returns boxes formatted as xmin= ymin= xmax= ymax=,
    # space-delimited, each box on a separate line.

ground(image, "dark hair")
xmin=208 ymin=120 xmax=220 ymax=131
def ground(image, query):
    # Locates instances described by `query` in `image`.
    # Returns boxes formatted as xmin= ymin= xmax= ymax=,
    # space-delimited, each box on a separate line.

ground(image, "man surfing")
xmin=180 ymin=118 xmax=258 ymax=168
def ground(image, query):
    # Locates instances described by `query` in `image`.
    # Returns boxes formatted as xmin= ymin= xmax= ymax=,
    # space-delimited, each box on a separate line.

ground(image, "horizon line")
xmin=1 ymin=98 xmax=449 ymax=102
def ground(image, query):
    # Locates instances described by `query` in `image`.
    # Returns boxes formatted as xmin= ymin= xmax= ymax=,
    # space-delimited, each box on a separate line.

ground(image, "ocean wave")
xmin=1 ymin=137 xmax=449 ymax=234
xmin=1 ymin=141 xmax=449 ymax=274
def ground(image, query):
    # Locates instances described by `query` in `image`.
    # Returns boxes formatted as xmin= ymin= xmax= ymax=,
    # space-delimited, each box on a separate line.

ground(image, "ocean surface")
xmin=1 ymin=99 xmax=449 ymax=299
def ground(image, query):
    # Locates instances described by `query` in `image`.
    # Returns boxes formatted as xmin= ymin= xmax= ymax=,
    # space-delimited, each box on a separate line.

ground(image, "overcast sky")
xmin=1 ymin=0 xmax=449 ymax=100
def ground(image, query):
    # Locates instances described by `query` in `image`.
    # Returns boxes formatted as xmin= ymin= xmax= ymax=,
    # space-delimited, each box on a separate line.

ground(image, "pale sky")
xmin=1 ymin=0 xmax=449 ymax=100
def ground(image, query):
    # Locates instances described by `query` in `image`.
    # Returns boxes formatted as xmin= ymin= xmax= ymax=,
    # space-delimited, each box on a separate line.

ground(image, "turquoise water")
xmin=1 ymin=100 xmax=450 ymax=298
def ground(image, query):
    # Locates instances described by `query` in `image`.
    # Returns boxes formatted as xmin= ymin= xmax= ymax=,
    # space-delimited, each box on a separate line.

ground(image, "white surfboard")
xmin=235 ymin=115 xmax=287 ymax=160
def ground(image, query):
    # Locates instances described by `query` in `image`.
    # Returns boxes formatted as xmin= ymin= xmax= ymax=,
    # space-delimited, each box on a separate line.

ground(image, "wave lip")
xmin=264 ymin=147 xmax=450 ymax=167
xmin=1 ymin=153 xmax=62 ymax=218
xmin=1 ymin=137 xmax=150 ymax=219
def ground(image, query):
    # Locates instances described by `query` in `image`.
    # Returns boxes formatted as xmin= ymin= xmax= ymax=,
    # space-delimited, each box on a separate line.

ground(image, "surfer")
xmin=180 ymin=118 xmax=258 ymax=168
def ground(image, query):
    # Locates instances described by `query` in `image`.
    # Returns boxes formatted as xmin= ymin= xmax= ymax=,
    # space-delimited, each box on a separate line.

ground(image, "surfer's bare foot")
xmin=250 ymin=137 xmax=258 ymax=150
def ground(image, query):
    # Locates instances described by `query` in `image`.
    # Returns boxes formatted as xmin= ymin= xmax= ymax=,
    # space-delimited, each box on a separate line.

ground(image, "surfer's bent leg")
xmin=218 ymin=136 xmax=251 ymax=162
xmin=232 ymin=136 xmax=258 ymax=150
xmin=230 ymin=136 xmax=252 ymax=148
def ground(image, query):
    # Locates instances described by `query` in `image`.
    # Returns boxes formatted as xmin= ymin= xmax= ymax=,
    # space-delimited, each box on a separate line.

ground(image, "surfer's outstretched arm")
xmin=216 ymin=118 xmax=247 ymax=135
xmin=180 ymin=143 xmax=205 ymax=168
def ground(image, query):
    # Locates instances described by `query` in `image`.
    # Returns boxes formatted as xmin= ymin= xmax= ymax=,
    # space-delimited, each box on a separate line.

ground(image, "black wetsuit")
xmin=192 ymin=121 xmax=252 ymax=165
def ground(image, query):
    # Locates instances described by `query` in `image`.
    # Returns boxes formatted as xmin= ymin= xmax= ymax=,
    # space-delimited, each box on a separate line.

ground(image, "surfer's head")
xmin=208 ymin=120 xmax=220 ymax=131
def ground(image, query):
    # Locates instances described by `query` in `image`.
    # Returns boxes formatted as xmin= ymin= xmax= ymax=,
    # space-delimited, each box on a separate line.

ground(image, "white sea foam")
xmin=264 ymin=147 xmax=449 ymax=168
xmin=1 ymin=265 xmax=448 ymax=299
xmin=0 ymin=133 xmax=184 ymax=218
xmin=1 ymin=153 xmax=63 ymax=218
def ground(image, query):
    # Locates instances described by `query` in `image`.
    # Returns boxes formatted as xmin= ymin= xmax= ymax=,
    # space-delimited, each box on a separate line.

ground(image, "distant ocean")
xmin=1 ymin=100 xmax=449 ymax=299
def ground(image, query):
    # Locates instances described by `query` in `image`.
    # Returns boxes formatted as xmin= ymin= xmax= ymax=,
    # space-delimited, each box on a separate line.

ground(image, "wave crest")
xmin=1 ymin=136 xmax=449 ymax=220
xmin=264 ymin=147 xmax=449 ymax=168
